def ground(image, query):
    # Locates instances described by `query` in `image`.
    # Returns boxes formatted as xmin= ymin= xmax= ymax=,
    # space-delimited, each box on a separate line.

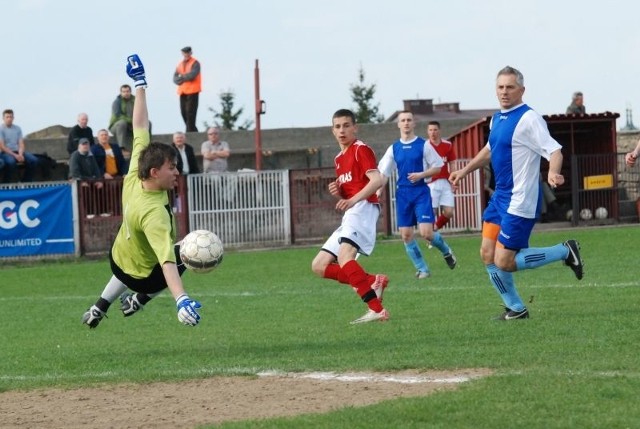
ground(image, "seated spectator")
xmin=69 ymin=138 xmax=104 ymax=218
xmin=0 ymin=109 xmax=40 ymax=183
xmin=172 ymin=131 xmax=199 ymax=175
xmin=67 ymin=112 xmax=95 ymax=155
xmin=201 ymin=126 xmax=230 ymax=173
xmin=91 ymin=129 xmax=127 ymax=178
xmin=109 ymin=84 xmax=135 ymax=149
xmin=566 ymin=91 xmax=586 ymax=115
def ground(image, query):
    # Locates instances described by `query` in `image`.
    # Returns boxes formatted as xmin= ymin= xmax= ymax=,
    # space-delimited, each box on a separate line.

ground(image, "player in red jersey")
xmin=311 ymin=109 xmax=389 ymax=324
xmin=427 ymin=121 xmax=457 ymax=231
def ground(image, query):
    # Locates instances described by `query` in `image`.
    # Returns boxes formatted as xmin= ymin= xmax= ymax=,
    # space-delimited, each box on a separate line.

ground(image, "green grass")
xmin=1 ymin=225 xmax=640 ymax=428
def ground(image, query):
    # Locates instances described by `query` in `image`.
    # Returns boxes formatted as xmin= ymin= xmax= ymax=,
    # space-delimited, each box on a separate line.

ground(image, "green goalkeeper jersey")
xmin=111 ymin=128 xmax=177 ymax=279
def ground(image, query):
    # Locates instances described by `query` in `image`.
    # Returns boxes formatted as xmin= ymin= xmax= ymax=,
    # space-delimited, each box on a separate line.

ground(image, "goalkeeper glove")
xmin=176 ymin=294 xmax=202 ymax=326
xmin=126 ymin=54 xmax=147 ymax=88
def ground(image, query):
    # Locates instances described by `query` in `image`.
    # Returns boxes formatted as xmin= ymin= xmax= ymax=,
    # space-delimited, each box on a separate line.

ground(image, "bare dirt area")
xmin=0 ymin=369 xmax=491 ymax=428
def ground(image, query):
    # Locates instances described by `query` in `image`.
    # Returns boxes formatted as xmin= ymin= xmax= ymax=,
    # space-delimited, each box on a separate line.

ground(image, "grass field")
xmin=1 ymin=225 xmax=640 ymax=428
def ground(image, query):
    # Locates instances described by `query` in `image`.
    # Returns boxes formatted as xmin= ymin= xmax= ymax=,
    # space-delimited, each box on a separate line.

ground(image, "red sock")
xmin=324 ymin=263 xmax=350 ymax=284
xmin=341 ymin=260 xmax=383 ymax=312
xmin=436 ymin=214 xmax=450 ymax=230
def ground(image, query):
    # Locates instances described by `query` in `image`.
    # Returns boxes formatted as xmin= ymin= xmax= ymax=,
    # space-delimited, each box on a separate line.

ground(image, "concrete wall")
xmin=25 ymin=117 xmax=480 ymax=180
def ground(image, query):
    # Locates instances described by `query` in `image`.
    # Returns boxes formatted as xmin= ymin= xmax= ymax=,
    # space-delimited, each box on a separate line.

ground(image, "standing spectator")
xmin=566 ymin=91 xmax=586 ymax=115
xmin=427 ymin=121 xmax=457 ymax=231
xmin=378 ymin=111 xmax=457 ymax=280
xmin=172 ymin=131 xmax=199 ymax=175
xmin=91 ymin=129 xmax=127 ymax=178
xmin=67 ymin=113 xmax=95 ymax=155
xmin=450 ymin=66 xmax=584 ymax=321
xmin=310 ymin=109 xmax=389 ymax=325
xmin=200 ymin=126 xmax=230 ymax=173
xmin=83 ymin=54 xmax=201 ymax=329
xmin=0 ymin=109 xmax=40 ymax=183
xmin=69 ymin=138 xmax=104 ymax=217
xmin=109 ymin=84 xmax=135 ymax=149
xmin=173 ymin=46 xmax=201 ymax=132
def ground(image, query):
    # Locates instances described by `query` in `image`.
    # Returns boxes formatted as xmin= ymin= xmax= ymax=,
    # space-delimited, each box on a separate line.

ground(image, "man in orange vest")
xmin=173 ymin=46 xmax=202 ymax=132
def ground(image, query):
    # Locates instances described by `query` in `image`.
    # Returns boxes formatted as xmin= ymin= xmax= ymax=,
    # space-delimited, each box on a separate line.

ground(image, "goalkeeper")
xmin=82 ymin=54 xmax=202 ymax=328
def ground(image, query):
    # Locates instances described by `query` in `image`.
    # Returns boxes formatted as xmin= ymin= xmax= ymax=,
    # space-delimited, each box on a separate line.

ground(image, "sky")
xmin=2 ymin=0 xmax=639 ymax=136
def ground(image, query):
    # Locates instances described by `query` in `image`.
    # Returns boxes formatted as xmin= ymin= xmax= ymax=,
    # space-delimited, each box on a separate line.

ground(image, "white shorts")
xmin=321 ymin=200 xmax=380 ymax=257
xmin=428 ymin=179 xmax=455 ymax=208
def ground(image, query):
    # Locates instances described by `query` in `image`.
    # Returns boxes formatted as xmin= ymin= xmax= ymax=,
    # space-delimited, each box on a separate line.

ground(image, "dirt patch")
xmin=0 ymin=369 xmax=491 ymax=428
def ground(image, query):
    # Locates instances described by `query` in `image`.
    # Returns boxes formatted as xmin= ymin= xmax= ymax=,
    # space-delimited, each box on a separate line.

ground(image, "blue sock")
xmin=515 ymin=244 xmax=567 ymax=271
xmin=431 ymin=231 xmax=451 ymax=255
xmin=486 ymin=264 xmax=525 ymax=311
xmin=404 ymin=239 xmax=429 ymax=273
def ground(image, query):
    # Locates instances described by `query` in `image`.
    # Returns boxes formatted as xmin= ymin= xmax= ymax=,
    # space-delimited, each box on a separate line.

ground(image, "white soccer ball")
xmin=579 ymin=208 xmax=593 ymax=221
xmin=179 ymin=230 xmax=224 ymax=273
xmin=595 ymin=207 xmax=608 ymax=219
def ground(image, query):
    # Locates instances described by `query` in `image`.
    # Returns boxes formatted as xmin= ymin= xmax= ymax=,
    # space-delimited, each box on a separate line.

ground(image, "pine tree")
xmin=205 ymin=90 xmax=253 ymax=130
xmin=349 ymin=66 xmax=385 ymax=124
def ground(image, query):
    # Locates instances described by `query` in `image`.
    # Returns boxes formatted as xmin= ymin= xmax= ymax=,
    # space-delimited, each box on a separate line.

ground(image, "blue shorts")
xmin=395 ymin=185 xmax=434 ymax=227
xmin=483 ymin=199 xmax=536 ymax=250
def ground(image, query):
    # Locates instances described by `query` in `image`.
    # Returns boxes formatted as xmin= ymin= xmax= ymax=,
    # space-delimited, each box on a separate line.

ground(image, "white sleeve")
xmin=377 ymin=145 xmax=396 ymax=178
xmin=423 ymin=143 xmax=444 ymax=170
xmin=521 ymin=110 xmax=562 ymax=160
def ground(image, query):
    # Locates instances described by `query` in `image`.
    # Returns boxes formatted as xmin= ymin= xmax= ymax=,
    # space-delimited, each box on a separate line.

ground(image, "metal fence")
xmin=187 ymin=170 xmax=291 ymax=249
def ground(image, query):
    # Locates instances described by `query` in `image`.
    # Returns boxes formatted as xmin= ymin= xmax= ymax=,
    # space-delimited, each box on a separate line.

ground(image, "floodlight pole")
xmin=254 ymin=59 xmax=266 ymax=170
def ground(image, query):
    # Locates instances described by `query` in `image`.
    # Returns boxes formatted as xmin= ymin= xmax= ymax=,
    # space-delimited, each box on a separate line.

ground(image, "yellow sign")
xmin=583 ymin=174 xmax=613 ymax=190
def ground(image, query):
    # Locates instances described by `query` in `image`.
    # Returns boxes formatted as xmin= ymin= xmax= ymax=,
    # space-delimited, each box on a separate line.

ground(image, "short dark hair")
xmin=427 ymin=120 xmax=441 ymax=128
xmin=120 ymin=84 xmax=132 ymax=91
xmin=3 ymin=109 xmax=14 ymax=116
xmin=332 ymin=109 xmax=356 ymax=124
xmin=138 ymin=142 xmax=177 ymax=180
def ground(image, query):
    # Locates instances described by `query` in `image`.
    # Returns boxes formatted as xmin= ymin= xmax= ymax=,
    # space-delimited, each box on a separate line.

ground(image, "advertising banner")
xmin=0 ymin=185 xmax=75 ymax=257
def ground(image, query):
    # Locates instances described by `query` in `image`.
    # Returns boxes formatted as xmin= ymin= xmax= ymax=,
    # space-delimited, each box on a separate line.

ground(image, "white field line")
xmin=257 ymin=370 xmax=479 ymax=384
xmin=0 ymin=281 xmax=638 ymax=302
xmin=3 ymin=368 xmax=640 ymax=384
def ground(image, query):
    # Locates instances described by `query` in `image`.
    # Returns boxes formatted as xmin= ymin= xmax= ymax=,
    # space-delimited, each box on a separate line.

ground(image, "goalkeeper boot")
xmin=120 ymin=293 xmax=144 ymax=317
xmin=82 ymin=305 xmax=106 ymax=329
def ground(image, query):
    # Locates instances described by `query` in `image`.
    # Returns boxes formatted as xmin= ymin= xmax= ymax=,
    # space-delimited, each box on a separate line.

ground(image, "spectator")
xmin=69 ymin=138 xmax=104 ymax=218
xmin=109 ymin=84 xmax=135 ymax=149
xmin=200 ymin=126 xmax=230 ymax=173
xmin=566 ymin=91 xmax=586 ymax=115
xmin=91 ymin=129 xmax=127 ymax=178
xmin=172 ymin=131 xmax=199 ymax=175
xmin=173 ymin=46 xmax=201 ymax=132
xmin=67 ymin=112 xmax=95 ymax=155
xmin=0 ymin=109 xmax=40 ymax=183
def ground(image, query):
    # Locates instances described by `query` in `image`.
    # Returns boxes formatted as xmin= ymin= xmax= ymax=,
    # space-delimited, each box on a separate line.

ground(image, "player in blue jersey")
xmin=378 ymin=111 xmax=457 ymax=279
xmin=450 ymin=66 xmax=584 ymax=320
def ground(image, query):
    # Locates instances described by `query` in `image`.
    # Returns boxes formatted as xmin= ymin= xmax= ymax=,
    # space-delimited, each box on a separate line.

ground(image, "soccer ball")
xmin=179 ymin=230 xmax=224 ymax=273
xmin=595 ymin=207 xmax=608 ymax=219
xmin=579 ymin=208 xmax=593 ymax=221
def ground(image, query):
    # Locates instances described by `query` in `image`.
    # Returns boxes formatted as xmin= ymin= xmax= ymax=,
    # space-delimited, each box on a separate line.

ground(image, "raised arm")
xmin=126 ymin=54 xmax=149 ymax=131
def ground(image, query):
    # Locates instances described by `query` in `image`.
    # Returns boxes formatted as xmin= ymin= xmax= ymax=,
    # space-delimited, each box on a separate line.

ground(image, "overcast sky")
xmin=2 ymin=0 xmax=638 ymax=136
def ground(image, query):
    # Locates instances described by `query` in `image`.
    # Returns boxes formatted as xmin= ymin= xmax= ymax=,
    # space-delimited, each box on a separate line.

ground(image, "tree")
xmin=204 ymin=90 xmax=253 ymax=131
xmin=349 ymin=66 xmax=385 ymax=124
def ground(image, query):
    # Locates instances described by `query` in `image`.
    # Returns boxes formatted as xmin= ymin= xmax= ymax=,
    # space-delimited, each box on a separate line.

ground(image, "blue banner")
xmin=0 ymin=185 xmax=75 ymax=257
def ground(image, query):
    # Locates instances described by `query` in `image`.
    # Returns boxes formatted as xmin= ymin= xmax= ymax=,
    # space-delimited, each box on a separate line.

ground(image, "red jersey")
xmin=430 ymin=139 xmax=457 ymax=181
xmin=334 ymin=140 xmax=380 ymax=204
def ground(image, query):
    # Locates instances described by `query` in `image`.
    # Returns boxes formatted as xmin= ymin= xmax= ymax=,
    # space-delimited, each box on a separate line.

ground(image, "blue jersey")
xmin=487 ymin=104 xmax=562 ymax=219
xmin=378 ymin=136 xmax=443 ymax=187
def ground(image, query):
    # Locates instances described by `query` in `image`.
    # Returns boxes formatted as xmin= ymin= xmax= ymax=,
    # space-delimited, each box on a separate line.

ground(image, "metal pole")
xmin=254 ymin=59 xmax=263 ymax=170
